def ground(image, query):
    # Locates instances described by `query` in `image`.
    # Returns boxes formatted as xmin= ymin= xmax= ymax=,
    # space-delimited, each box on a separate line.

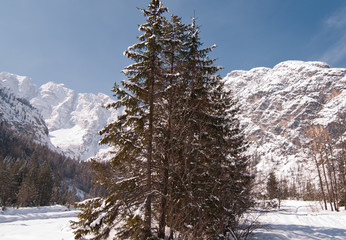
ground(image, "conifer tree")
xmin=8 ymin=158 xmax=27 ymax=205
xmin=37 ymin=162 xmax=54 ymax=206
xmin=0 ymin=156 xmax=11 ymax=207
xmin=72 ymin=1 xmax=169 ymax=239
xmin=164 ymin=19 xmax=252 ymax=239
xmin=17 ymin=161 xmax=39 ymax=207
xmin=155 ymin=14 xmax=190 ymax=238
xmin=266 ymin=171 xmax=279 ymax=200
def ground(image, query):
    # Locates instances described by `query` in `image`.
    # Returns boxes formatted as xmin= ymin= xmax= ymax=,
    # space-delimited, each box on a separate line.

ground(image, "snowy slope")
xmin=0 ymin=72 xmax=118 ymax=160
xmin=224 ymin=61 xmax=346 ymax=188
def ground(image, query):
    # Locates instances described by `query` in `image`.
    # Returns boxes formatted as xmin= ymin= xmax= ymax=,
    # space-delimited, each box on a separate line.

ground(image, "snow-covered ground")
xmin=251 ymin=200 xmax=346 ymax=240
xmin=0 ymin=205 xmax=79 ymax=240
xmin=0 ymin=201 xmax=345 ymax=240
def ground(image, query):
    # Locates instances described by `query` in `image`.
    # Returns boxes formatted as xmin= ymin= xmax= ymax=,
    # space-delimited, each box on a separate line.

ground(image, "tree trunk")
xmin=320 ymin=154 xmax=334 ymax=211
xmin=145 ymin=78 xmax=155 ymax=238
xmin=313 ymin=151 xmax=327 ymax=210
xmin=158 ymin=159 xmax=168 ymax=239
xmin=327 ymin=144 xmax=339 ymax=211
xmin=159 ymin=55 xmax=175 ymax=238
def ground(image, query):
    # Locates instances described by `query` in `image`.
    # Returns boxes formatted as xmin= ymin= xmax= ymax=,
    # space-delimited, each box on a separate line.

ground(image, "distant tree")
xmin=308 ymin=127 xmax=328 ymax=210
xmin=266 ymin=171 xmax=279 ymax=200
xmin=17 ymin=161 xmax=39 ymax=207
xmin=336 ymin=126 xmax=346 ymax=210
xmin=307 ymin=124 xmax=344 ymax=211
xmin=0 ymin=156 xmax=12 ymax=206
xmin=338 ymin=141 xmax=346 ymax=210
xmin=64 ymin=186 xmax=79 ymax=206
xmin=37 ymin=162 xmax=54 ymax=206
xmin=303 ymin=180 xmax=317 ymax=201
xmin=279 ymin=178 xmax=289 ymax=200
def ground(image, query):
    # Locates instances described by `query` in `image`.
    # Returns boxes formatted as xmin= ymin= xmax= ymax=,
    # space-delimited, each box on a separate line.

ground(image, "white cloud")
xmin=324 ymin=6 xmax=346 ymax=28
xmin=320 ymin=34 xmax=346 ymax=65
xmin=319 ymin=6 xmax=346 ymax=65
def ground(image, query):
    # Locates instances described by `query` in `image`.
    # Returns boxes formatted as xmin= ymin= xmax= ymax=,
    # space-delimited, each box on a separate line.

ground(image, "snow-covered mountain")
xmin=0 ymin=72 xmax=118 ymax=160
xmin=30 ymin=82 xmax=118 ymax=160
xmin=1 ymin=60 xmax=344 ymax=170
xmin=224 ymin=61 xmax=345 ymax=186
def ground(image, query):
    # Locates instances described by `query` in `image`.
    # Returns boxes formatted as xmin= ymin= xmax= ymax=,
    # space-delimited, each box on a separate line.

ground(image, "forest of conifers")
xmin=0 ymin=123 xmax=100 ymax=207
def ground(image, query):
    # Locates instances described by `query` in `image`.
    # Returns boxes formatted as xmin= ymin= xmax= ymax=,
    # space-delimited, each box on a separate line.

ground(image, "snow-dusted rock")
xmin=0 ymin=73 xmax=51 ymax=146
xmin=0 ymin=72 xmax=36 ymax=100
xmin=224 ymin=60 xmax=346 ymax=184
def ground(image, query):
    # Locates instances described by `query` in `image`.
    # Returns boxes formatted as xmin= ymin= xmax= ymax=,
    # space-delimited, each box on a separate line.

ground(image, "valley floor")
xmin=0 ymin=201 xmax=345 ymax=240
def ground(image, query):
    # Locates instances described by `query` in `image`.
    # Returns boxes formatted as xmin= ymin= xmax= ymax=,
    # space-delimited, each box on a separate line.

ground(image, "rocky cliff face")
xmin=224 ymin=61 xmax=345 ymax=185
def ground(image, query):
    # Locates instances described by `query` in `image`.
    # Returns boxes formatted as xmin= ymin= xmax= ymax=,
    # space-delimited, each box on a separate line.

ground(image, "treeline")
xmin=0 ymin=123 xmax=100 ymax=208
xmin=265 ymin=169 xmax=345 ymax=210
xmin=263 ymin=122 xmax=345 ymax=211
xmin=307 ymin=124 xmax=345 ymax=211
xmin=264 ymin=171 xmax=326 ymax=209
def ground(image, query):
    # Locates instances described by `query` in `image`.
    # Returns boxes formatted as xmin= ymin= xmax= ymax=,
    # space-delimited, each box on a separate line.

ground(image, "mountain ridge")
xmin=1 ymin=60 xmax=345 ymax=172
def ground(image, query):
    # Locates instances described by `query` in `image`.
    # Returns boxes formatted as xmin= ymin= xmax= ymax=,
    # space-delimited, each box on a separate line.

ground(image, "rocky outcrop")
xmin=224 ymin=61 xmax=346 ymax=183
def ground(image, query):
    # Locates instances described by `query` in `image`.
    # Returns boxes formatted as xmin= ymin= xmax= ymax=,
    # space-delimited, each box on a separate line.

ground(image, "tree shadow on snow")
xmin=251 ymin=224 xmax=346 ymax=240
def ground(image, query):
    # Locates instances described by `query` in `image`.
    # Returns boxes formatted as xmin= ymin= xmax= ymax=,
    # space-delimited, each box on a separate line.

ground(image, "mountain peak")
xmin=273 ymin=60 xmax=331 ymax=70
xmin=0 ymin=72 xmax=36 ymax=99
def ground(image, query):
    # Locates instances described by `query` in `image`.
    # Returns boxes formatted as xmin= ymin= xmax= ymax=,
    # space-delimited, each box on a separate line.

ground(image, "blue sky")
xmin=0 ymin=0 xmax=345 ymax=95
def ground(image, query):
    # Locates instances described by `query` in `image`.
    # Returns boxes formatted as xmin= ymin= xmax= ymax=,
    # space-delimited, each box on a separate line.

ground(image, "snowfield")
xmin=0 ymin=205 xmax=79 ymax=240
xmin=0 ymin=201 xmax=345 ymax=240
xmin=252 ymin=200 xmax=346 ymax=240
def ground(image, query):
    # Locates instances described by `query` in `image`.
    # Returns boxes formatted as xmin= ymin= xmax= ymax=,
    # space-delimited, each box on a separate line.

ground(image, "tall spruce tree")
xmin=164 ymin=18 xmax=252 ymax=239
xmin=155 ymin=14 xmax=191 ymax=238
xmin=72 ymin=1 xmax=168 ymax=239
